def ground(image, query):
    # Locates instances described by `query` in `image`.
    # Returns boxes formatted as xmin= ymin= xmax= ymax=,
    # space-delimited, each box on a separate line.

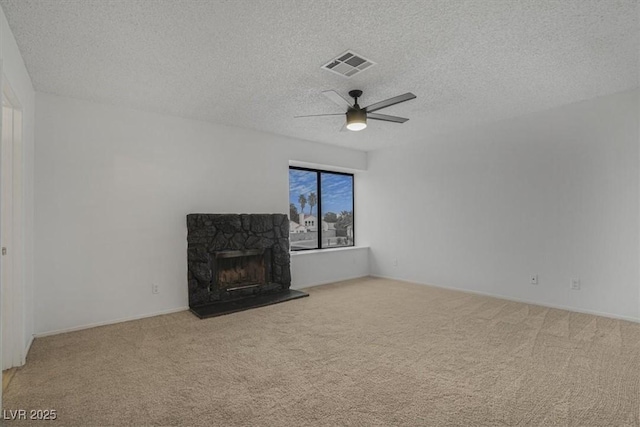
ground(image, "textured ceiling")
xmin=1 ymin=0 xmax=638 ymax=151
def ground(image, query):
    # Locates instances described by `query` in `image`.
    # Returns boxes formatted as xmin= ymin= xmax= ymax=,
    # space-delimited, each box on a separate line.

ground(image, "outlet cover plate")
xmin=570 ymin=278 xmax=580 ymax=290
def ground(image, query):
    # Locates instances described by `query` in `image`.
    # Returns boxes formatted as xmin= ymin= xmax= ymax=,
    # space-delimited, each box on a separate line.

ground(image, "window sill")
xmin=290 ymin=246 xmax=369 ymax=256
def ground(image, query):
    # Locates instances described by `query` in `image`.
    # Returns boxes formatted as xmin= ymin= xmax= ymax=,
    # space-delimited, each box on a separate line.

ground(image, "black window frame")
xmin=289 ymin=166 xmax=355 ymax=252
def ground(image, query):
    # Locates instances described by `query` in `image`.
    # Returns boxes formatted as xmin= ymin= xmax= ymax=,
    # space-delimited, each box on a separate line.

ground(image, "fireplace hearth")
xmin=187 ymin=214 xmax=308 ymax=318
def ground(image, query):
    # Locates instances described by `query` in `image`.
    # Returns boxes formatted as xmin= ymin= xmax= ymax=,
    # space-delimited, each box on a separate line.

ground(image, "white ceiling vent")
xmin=322 ymin=50 xmax=376 ymax=78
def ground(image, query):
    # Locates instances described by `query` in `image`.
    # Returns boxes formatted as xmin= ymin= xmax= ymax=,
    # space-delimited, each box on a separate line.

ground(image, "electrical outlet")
xmin=152 ymin=283 xmax=159 ymax=294
xmin=393 ymin=258 xmax=398 ymax=267
xmin=530 ymin=274 xmax=538 ymax=285
xmin=570 ymin=278 xmax=580 ymax=290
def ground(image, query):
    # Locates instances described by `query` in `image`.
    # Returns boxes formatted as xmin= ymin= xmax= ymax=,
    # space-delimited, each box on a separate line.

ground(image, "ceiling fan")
xmin=295 ymin=90 xmax=416 ymax=131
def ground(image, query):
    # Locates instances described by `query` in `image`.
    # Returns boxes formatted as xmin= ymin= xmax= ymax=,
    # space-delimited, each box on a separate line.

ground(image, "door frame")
xmin=1 ymin=70 xmax=25 ymax=371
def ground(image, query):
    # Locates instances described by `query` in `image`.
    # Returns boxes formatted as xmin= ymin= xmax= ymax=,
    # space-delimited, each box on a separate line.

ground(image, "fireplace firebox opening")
xmin=212 ymin=249 xmax=272 ymax=291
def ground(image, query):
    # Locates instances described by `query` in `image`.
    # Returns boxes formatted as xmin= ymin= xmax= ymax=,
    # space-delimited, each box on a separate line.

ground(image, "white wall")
xmin=32 ymin=78 xmax=640 ymax=337
xmin=291 ymin=247 xmax=369 ymax=289
xmin=362 ymin=89 xmax=640 ymax=321
xmin=35 ymin=93 xmax=368 ymax=335
xmin=0 ymin=6 xmax=35 ymax=359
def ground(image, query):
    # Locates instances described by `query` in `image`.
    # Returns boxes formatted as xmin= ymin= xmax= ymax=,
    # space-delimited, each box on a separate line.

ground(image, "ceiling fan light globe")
xmin=346 ymin=122 xmax=367 ymax=131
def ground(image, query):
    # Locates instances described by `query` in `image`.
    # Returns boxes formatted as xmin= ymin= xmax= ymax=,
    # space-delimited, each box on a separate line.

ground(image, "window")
xmin=289 ymin=167 xmax=354 ymax=251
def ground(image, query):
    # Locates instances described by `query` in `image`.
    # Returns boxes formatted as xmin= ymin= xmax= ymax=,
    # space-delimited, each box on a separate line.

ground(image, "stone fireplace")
xmin=187 ymin=214 xmax=307 ymax=318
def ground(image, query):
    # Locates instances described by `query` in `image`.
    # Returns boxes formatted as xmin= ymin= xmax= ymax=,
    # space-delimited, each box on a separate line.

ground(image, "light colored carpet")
xmin=4 ymin=277 xmax=640 ymax=426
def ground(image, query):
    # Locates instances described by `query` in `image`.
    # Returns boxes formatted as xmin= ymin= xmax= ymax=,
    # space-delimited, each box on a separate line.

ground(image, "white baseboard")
xmin=34 ymin=306 xmax=190 ymax=338
xmin=291 ymin=274 xmax=369 ymax=290
xmin=371 ymin=274 xmax=640 ymax=324
xmin=33 ymin=275 xmax=637 ymax=339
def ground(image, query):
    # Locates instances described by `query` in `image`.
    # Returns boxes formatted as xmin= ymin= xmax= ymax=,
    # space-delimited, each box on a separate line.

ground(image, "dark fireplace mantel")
xmin=187 ymin=214 xmax=308 ymax=318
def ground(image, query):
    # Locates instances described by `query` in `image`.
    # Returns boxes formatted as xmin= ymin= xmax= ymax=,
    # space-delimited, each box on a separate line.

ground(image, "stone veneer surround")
xmin=187 ymin=214 xmax=291 ymax=308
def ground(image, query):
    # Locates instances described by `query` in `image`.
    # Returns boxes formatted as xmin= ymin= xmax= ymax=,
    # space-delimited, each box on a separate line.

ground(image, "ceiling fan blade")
xmin=364 ymin=92 xmax=416 ymax=113
xmin=294 ymin=113 xmax=345 ymax=118
xmin=367 ymin=113 xmax=409 ymax=123
xmin=322 ymin=90 xmax=352 ymax=109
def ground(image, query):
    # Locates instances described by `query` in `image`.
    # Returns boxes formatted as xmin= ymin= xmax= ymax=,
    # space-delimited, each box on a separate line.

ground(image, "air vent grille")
xmin=322 ymin=50 xmax=376 ymax=78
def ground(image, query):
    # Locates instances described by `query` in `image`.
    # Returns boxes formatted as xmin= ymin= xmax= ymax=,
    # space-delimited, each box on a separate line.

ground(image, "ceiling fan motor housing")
xmin=347 ymin=107 xmax=366 ymax=122
xmin=346 ymin=106 xmax=367 ymax=131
